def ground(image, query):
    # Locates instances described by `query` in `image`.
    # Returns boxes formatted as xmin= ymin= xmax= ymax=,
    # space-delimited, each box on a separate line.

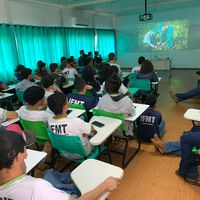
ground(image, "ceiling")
xmin=14 ymin=0 xmax=200 ymax=15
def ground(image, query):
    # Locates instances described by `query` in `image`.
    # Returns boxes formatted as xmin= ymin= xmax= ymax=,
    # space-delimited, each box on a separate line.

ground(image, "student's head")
xmin=80 ymin=50 xmax=84 ymax=56
xmin=47 ymin=92 xmax=68 ymax=115
xmin=94 ymin=51 xmax=99 ymax=56
xmin=108 ymin=65 xmax=119 ymax=75
xmin=88 ymin=51 xmax=92 ymax=58
xmin=15 ymin=64 xmax=25 ymax=73
xmin=140 ymin=60 xmax=154 ymax=74
xmin=23 ymin=86 xmax=45 ymax=106
xmin=146 ymin=95 xmax=157 ymax=108
xmin=49 ymin=63 xmax=59 ymax=73
xmin=21 ymin=68 xmax=32 ymax=80
xmin=0 ymin=129 xmax=27 ymax=172
xmin=37 ymin=60 xmax=46 ymax=70
xmin=105 ymin=73 xmax=121 ymax=94
xmin=41 ymin=75 xmax=55 ymax=89
xmin=138 ymin=56 xmax=145 ymax=65
xmin=108 ymin=52 xmax=115 ymax=61
xmin=83 ymin=57 xmax=93 ymax=66
xmin=74 ymin=78 xmax=87 ymax=92
xmin=60 ymin=57 xmax=66 ymax=62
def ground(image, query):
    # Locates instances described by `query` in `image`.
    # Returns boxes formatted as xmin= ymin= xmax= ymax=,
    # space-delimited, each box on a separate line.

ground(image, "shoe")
xmin=175 ymin=170 xmax=199 ymax=180
xmin=169 ymin=91 xmax=179 ymax=103
xmin=127 ymin=135 xmax=136 ymax=140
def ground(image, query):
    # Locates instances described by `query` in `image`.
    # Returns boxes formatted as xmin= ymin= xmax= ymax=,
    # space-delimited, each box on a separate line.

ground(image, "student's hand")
xmin=85 ymin=85 xmax=92 ymax=90
xmin=102 ymin=177 xmax=121 ymax=192
xmin=0 ymin=92 xmax=5 ymax=96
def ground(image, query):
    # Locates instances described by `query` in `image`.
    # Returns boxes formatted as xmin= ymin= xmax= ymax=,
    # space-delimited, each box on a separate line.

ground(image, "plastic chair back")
xmin=72 ymin=89 xmax=92 ymax=96
xmin=68 ymin=103 xmax=85 ymax=110
xmin=16 ymin=91 xmax=24 ymax=104
xmin=92 ymin=109 xmax=125 ymax=131
xmin=130 ymin=79 xmax=151 ymax=92
xmin=20 ymin=118 xmax=48 ymax=145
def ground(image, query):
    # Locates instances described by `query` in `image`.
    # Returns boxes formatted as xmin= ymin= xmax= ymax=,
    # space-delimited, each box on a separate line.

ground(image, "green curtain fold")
xmin=96 ymin=29 xmax=116 ymax=60
xmin=0 ymin=25 xmax=18 ymax=82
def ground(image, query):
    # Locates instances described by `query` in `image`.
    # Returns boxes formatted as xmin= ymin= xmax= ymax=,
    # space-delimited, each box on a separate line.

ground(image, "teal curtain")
xmin=96 ymin=29 xmax=115 ymax=60
xmin=0 ymin=25 xmax=18 ymax=82
xmin=64 ymin=28 xmax=95 ymax=58
xmin=14 ymin=25 xmax=66 ymax=71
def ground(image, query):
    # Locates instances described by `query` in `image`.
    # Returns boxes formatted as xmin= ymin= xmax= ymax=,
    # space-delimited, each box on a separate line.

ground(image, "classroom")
xmin=0 ymin=0 xmax=200 ymax=199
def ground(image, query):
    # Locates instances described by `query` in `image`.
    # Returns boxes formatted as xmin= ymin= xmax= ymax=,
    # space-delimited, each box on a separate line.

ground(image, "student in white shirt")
xmin=63 ymin=58 xmax=80 ymax=79
xmin=18 ymin=86 xmax=50 ymax=122
xmin=108 ymin=52 xmax=121 ymax=75
xmin=0 ymin=129 xmax=120 ymax=200
xmin=47 ymin=92 xmax=95 ymax=155
xmin=131 ymin=56 xmax=145 ymax=73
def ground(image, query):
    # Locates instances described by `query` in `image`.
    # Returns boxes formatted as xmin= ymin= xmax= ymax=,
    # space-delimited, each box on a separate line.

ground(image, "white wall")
xmin=115 ymin=6 xmax=200 ymax=68
xmin=0 ymin=0 xmax=114 ymax=29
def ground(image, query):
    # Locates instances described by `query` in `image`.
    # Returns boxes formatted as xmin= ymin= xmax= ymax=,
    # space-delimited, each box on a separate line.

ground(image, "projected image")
xmin=139 ymin=20 xmax=188 ymax=50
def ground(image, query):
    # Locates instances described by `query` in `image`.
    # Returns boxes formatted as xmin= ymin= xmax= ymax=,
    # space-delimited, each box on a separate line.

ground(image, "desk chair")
xmin=93 ymin=109 xmax=140 ymax=168
xmin=47 ymin=129 xmax=99 ymax=171
xmin=130 ymin=79 xmax=151 ymax=103
xmin=20 ymin=118 xmax=48 ymax=149
xmin=72 ymin=89 xmax=92 ymax=96
xmin=68 ymin=103 xmax=88 ymax=121
xmin=16 ymin=91 xmax=24 ymax=104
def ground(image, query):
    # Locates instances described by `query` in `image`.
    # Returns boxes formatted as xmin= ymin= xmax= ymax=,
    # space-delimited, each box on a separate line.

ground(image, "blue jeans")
xmin=176 ymin=85 xmax=200 ymax=101
xmin=178 ymin=132 xmax=200 ymax=179
xmin=164 ymin=141 xmax=181 ymax=156
xmin=43 ymin=169 xmax=80 ymax=198
xmin=158 ymin=120 xmax=165 ymax=138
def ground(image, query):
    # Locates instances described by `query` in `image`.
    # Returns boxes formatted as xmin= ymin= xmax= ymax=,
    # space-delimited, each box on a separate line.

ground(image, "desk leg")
xmin=107 ymin=137 xmax=112 ymax=164
xmin=98 ymin=146 xmax=101 ymax=160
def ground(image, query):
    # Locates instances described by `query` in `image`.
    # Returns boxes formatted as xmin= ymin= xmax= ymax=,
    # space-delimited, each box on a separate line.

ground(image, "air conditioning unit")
xmin=72 ymin=17 xmax=89 ymax=27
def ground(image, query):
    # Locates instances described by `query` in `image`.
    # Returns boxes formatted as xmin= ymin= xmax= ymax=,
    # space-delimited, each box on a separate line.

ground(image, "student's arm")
xmin=152 ymin=72 xmax=158 ymax=82
xmin=75 ymin=177 xmax=120 ymax=200
xmin=0 ymin=83 xmax=8 ymax=90
xmin=51 ymin=84 xmax=62 ymax=93
xmin=6 ymin=111 xmax=18 ymax=120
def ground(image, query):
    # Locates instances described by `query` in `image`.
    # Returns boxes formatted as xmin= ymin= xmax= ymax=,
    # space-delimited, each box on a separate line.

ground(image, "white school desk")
xmin=62 ymin=80 xmax=74 ymax=88
xmin=0 ymin=93 xmax=14 ymax=100
xmin=25 ymin=149 xmax=47 ymax=174
xmin=71 ymin=159 xmax=124 ymax=200
xmin=68 ymin=108 xmax=86 ymax=119
xmin=125 ymin=103 xmax=149 ymax=122
xmin=184 ymin=108 xmax=200 ymax=126
xmin=89 ymin=116 xmax=122 ymax=146
xmin=2 ymin=84 xmax=16 ymax=92
xmin=1 ymin=118 xmax=19 ymax=126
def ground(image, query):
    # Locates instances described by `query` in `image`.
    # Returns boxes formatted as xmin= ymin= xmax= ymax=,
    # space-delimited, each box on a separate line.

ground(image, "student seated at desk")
xmin=63 ymin=58 xmax=80 ymax=79
xmin=137 ymin=95 xmax=165 ymax=142
xmin=36 ymin=60 xmax=49 ymax=79
xmin=97 ymin=74 xmax=135 ymax=138
xmin=100 ymin=65 xmax=130 ymax=96
xmin=48 ymin=92 xmax=95 ymax=156
xmin=17 ymin=86 xmax=50 ymax=122
xmin=131 ymin=56 xmax=145 ymax=73
xmin=151 ymin=126 xmax=200 ymax=180
xmin=0 ymin=107 xmax=18 ymax=124
xmin=67 ymin=78 xmax=99 ymax=112
xmin=50 ymin=63 xmax=68 ymax=89
xmin=15 ymin=64 xmax=25 ymax=81
xmin=0 ymin=129 xmax=120 ymax=200
xmin=136 ymin=59 xmax=158 ymax=82
xmin=15 ymin=68 xmax=37 ymax=92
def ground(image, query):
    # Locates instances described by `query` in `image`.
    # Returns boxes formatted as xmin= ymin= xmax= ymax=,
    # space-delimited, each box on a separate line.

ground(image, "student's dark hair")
xmin=60 ymin=57 xmax=66 ymax=62
xmin=146 ymin=95 xmax=157 ymax=107
xmin=108 ymin=52 xmax=115 ymax=61
xmin=67 ymin=58 xmax=73 ymax=64
xmin=83 ymin=57 xmax=92 ymax=66
xmin=138 ymin=56 xmax=145 ymax=65
xmin=88 ymin=51 xmax=92 ymax=56
xmin=80 ymin=50 xmax=84 ymax=54
xmin=47 ymin=92 xmax=66 ymax=115
xmin=49 ymin=63 xmax=58 ymax=73
xmin=74 ymin=77 xmax=86 ymax=92
xmin=41 ymin=75 xmax=55 ymax=89
xmin=0 ymin=129 xmax=26 ymax=170
xmin=37 ymin=60 xmax=46 ymax=69
xmin=94 ymin=51 xmax=99 ymax=56
xmin=15 ymin=64 xmax=25 ymax=72
xmin=105 ymin=73 xmax=121 ymax=94
xmin=23 ymin=86 xmax=45 ymax=105
xmin=140 ymin=60 xmax=154 ymax=74
xmin=21 ymin=68 xmax=32 ymax=79
xmin=108 ymin=65 xmax=118 ymax=75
